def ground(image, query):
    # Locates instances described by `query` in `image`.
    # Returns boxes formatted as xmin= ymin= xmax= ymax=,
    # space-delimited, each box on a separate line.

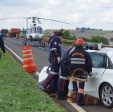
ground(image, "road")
xmin=4 ymin=37 xmax=113 ymax=112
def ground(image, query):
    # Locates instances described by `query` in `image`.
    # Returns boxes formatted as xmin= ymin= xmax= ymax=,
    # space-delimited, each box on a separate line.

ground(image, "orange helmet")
xmin=76 ymin=38 xmax=85 ymax=46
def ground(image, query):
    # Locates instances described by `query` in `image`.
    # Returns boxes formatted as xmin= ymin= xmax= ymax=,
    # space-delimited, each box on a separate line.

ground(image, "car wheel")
xmin=100 ymin=83 xmax=113 ymax=109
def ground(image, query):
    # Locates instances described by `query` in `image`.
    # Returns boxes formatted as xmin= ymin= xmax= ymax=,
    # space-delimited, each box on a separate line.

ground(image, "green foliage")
xmin=99 ymin=36 xmax=109 ymax=45
xmin=0 ymin=52 xmax=65 ymax=112
xmin=90 ymin=36 xmax=109 ymax=45
xmin=59 ymin=29 xmax=76 ymax=40
xmin=90 ymin=36 xmax=101 ymax=43
xmin=44 ymin=31 xmax=51 ymax=37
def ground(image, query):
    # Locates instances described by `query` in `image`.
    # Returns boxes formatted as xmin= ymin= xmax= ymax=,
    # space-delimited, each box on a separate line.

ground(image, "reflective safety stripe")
xmin=71 ymin=61 xmax=85 ymax=64
xmin=23 ymin=57 xmax=33 ymax=60
xmin=71 ymin=58 xmax=85 ymax=61
xmin=22 ymin=49 xmax=32 ymax=52
xmin=69 ymin=47 xmax=76 ymax=54
xmin=71 ymin=58 xmax=85 ymax=64
xmin=23 ymin=53 xmax=33 ymax=56
xmin=50 ymin=72 xmax=59 ymax=75
xmin=78 ymin=88 xmax=84 ymax=94
xmin=60 ymin=76 xmax=69 ymax=80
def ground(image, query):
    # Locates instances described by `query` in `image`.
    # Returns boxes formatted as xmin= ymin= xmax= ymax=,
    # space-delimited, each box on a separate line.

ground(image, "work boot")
xmin=77 ymin=102 xmax=85 ymax=106
xmin=56 ymin=94 xmax=68 ymax=100
xmin=49 ymin=93 xmax=57 ymax=97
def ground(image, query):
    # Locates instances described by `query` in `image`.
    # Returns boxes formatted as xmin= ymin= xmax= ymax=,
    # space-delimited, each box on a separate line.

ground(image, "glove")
xmin=57 ymin=57 xmax=61 ymax=64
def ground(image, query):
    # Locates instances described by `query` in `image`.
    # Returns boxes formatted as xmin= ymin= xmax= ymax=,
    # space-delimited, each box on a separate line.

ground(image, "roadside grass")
xmin=0 ymin=51 xmax=65 ymax=112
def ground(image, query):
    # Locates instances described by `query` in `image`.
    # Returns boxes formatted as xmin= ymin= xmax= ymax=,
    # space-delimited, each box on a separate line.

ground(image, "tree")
xmin=44 ymin=31 xmax=50 ymax=37
xmin=90 ymin=36 xmax=101 ymax=43
xmin=90 ymin=36 xmax=109 ymax=45
xmin=59 ymin=29 xmax=76 ymax=40
xmin=99 ymin=37 xmax=109 ymax=45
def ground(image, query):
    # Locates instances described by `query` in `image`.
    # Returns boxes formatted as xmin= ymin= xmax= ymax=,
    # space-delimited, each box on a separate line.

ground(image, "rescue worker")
xmin=69 ymin=38 xmax=92 ymax=106
xmin=39 ymin=32 xmax=63 ymax=95
xmin=0 ymin=34 xmax=6 ymax=57
xmin=57 ymin=38 xmax=92 ymax=105
xmin=57 ymin=45 xmax=78 ymax=100
xmin=48 ymin=31 xmax=57 ymax=47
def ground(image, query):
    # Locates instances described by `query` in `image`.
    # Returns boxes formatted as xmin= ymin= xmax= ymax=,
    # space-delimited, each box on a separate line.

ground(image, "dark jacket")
xmin=60 ymin=46 xmax=76 ymax=76
xmin=49 ymin=36 xmax=61 ymax=57
xmin=48 ymin=35 xmax=55 ymax=48
xmin=0 ymin=35 xmax=5 ymax=53
xmin=69 ymin=46 xmax=92 ymax=76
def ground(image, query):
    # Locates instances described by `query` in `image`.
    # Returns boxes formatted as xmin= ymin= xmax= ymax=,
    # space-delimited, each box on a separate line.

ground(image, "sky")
xmin=0 ymin=0 xmax=113 ymax=30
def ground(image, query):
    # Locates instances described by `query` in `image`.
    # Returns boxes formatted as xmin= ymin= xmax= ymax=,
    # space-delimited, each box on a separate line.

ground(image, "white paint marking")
xmin=5 ymin=44 xmax=23 ymax=63
xmin=67 ymin=100 xmax=86 ymax=112
xmin=38 ymin=47 xmax=44 ymax=49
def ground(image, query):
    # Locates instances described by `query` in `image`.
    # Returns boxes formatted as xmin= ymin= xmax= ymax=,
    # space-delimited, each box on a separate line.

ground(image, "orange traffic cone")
xmin=44 ymin=38 xmax=49 ymax=42
xmin=22 ymin=46 xmax=37 ymax=73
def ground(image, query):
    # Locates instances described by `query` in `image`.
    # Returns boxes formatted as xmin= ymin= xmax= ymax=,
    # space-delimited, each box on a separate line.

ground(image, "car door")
xmin=84 ymin=52 xmax=106 ymax=98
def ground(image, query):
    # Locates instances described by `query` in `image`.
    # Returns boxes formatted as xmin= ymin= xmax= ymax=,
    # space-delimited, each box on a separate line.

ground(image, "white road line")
xmin=5 ymin=44 xmax=23 ymax=63
xmin=39 ymin=47 xmax=44 ymax=49
xmin=67 ymin=100 xmax=86 ymax=112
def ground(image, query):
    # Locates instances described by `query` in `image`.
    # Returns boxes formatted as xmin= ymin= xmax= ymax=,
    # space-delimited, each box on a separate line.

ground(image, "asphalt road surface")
xmin=4 ymin=37 xmax=113 ymax=112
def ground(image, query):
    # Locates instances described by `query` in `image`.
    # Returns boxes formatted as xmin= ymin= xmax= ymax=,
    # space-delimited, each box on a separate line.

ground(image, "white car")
xmin=84 ymin=47 xmax=113 ymax=109
xmin=39 ymin=47 xmax=113 ymax=109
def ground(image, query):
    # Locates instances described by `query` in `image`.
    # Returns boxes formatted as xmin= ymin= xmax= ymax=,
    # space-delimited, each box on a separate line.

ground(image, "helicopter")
xmin=23 ymin=17 xmax=69 ymax=47
xmin=23 ymin=17 xmax=44 ymax=46
xmin=0 ymin=17 xmax=68 ymax=47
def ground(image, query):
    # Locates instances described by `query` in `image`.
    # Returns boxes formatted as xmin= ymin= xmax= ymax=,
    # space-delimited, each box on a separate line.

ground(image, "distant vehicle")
xmin=9 ymin=28 xmax=20 ymax=37
xmin=39 ymin=45 xmax=113 ymax=109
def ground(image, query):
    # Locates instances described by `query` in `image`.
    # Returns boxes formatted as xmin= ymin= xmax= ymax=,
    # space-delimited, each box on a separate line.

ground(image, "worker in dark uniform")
xmin=48 ymin=31 xmax=57 ymax=47
xmin=69 ymin=38 xmax=92 ymax=106
xmin=39 ymin=32 xmax=63 ymax=95
xmin=57 ymin=38 xmax=92 ymax=105
xmin=0 ymin=34 xmax=6 ymax=57
xmin=57 ymin=45 xmax=78 ymax=100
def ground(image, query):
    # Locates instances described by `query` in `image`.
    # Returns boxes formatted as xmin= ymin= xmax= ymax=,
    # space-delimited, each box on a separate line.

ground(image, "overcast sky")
xmin=0 ymin=0 xmax=113 ymax=30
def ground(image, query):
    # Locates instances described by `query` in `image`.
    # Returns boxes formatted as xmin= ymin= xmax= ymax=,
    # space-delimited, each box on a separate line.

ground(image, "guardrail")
xmin=62 ymin=39 xmax=75 ymax=44
xmin=43 ymin=37 xmax=113 ymax=48
xmin=43 ymin=37 xmax=75 ymax=44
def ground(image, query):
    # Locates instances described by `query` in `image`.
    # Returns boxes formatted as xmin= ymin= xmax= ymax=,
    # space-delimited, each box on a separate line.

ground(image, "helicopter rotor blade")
xmin=0 ymin=17 xmax=69 ymax=24
xmin=37 ymin=17 xmax=69 ymax=24
xmin=0 ymin=17 xmax=26 ymax=20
